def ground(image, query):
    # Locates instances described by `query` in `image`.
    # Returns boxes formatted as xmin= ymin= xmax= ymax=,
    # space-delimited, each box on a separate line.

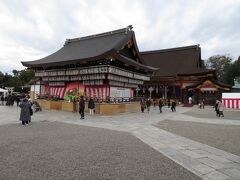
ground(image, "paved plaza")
xmin=0 ymin=105 xmax=240 ymax=179
xmin=184 ymin=107 xmax=240 ymax=120
xmin=155 ymin=120 xmax=240 ymax=156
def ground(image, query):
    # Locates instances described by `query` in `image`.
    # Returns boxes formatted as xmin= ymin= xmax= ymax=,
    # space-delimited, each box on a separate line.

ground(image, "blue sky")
xmin=0 ymin=0 xmax=240 ymax=73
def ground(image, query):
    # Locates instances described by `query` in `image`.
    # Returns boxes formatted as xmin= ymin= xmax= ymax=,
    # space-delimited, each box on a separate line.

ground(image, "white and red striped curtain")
xmin=50 ymin=87 xmax=65 ymax=99
xmin=130 ymin=89 xmax=134 ymax=97
xmin=223 ymin=98 xmax=240 ymax=109
xmin=85 ymin=86 xmax=109 ymax=98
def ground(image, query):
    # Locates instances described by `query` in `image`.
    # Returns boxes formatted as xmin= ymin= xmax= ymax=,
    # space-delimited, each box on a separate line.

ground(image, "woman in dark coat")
xmin=19 ymin=98 xmax=32 ymax=125
xmin=88 ymin=98 xmax=95 ymax=116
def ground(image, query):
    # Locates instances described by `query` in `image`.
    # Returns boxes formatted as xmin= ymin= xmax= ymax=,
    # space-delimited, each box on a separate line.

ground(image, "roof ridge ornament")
xmin=125 ymin=25 xmax=133 ymax=34
xmin=127 ymin=25 xmax=133 ymax=30
xmin=64 ymin=26 xmax=134 ymax=45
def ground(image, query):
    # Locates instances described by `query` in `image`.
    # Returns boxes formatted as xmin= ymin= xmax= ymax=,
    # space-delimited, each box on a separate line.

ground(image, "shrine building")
xmin=22 ymin=25 xmax=232 ymax=111
xmin=22 ymin=26 xmax=157 ymax=105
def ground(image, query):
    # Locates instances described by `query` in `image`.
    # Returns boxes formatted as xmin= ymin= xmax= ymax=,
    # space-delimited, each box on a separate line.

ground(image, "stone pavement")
xmin=1 ymin=105 xmax=240 ymax=179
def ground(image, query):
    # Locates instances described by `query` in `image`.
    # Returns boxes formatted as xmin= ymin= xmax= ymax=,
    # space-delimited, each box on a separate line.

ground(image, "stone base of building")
xmin=35 ymin=99 xmax=140 ymax=115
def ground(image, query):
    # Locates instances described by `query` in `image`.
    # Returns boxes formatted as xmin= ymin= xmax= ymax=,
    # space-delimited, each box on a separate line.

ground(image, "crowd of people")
xmin=1 ymin=92 xmax=228 ymax=125
xmin=0 ymin=93 xmax=42 ymax=125
xmin=0 ymin=94 xmax=20 ymax=106
xmin=19 ymin=96 xmax=227 ymax=124
xmin=140 ymin=98 xmax=177 ymax=113
xmin=138 ymin=97 xmax=227 ymax=119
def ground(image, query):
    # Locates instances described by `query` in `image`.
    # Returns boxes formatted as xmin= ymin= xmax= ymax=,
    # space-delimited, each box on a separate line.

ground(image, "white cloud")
xmin=0 ymin=0 xmax=240 ymax=73
xmin=0 ymin=36 xmax=47 ymax=72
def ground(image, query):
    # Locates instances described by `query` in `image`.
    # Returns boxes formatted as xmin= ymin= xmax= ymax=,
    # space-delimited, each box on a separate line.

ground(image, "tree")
xmin=18 ymin=69 xmax=35 ymax=84
xmin=205 ymin=55 xmax=232 ymax=81
xmin=0 ymin=71 xmax=4 ymax=88
xmin=222 ymin=56 xmax=240 ymax=85
xmin=12 ymin=69 xmax=19 ymax=77
xmin=0 ymin=69 xmax=35 ymax=92
xmin=235 ymin=76 xmax=240 ymax=83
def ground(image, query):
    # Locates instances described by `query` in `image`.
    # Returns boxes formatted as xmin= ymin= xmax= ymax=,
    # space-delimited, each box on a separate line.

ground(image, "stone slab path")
xmin=1 ymin=105 xmax=240 ymax=179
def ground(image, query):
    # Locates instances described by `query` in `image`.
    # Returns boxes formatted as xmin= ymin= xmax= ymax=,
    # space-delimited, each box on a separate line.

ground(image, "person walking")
xmin=167 ymin=98 xmax=171 ymax=108
xmin=146 ymin=98 xmax=151 ymax=113
xmin=188 ymin=96 xmax=192 ymax=104
xmin=28 ymin=98 xmax=33 ymax=123
xmin=218 ymin=101 xmax=224 ymax=117
xmin=214 ymin=100 xmax=219 ymax=116
xmin=16 ymin=96 xmax=20 ymax=107
xmin=171 ymin=100 xmax=176 ymax=112
xmin=19 ymin=98 xmax=32 ymax=125
xmin=72 ymin=96 xmax=77 ymax=113
xmin=88 ymin=97 xmax=95 ymax=116
xmin=202 ymin=99 xmax=205 ymax=109
xmin=153 ymin=98 xmax=157 ymax=107
xmin=79 ymin=96 xmax=85 ymax=119
xmin=140 ymin=99 xmax=145 ymax=113
xmin=1 ymin=95 xmax=4 ymax=106
xmin=159 ymin=98 xmax=164 ymax=113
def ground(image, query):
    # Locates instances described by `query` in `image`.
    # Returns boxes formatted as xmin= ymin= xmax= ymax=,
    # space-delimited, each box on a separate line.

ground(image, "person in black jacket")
xmin=214 ymin=100 xmax=219 ymax=116
xmin=79 ymin=96 xmax=85 ymax=119
xmin=171 ymin=100 xmax=176 ymax=112
xmin=16 ymin=96 xmax=20 ymax=107
xmin=146 ymin=98 xmax=151 ymax=113
xmin=140 ymin=99 xmax=145 ymax=113
xmin=88 ymin=98 xmax=95 ymax=116
xmin=159 ymin=98 xmax=164 ymax=113
xmin=0 ymin=95 xmax=4 ymax=106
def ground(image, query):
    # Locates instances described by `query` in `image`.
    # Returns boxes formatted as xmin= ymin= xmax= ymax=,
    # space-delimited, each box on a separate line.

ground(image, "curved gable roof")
xmin=22 ymin=26 xmax=151 ymax=70
xmin=186 ymin=78 xmax=232 ymax=90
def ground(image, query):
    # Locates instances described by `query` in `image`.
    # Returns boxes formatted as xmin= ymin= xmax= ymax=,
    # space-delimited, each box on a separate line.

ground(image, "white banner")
xmin=110 ymin=87 xmax=131 ymax=98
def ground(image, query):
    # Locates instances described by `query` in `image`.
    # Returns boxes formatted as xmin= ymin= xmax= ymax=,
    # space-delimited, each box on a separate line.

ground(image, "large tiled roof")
xmin=22 ymin=26 xmax=156 ymax=71
xmin=140 ymin=45 xmax=212 ymax=77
